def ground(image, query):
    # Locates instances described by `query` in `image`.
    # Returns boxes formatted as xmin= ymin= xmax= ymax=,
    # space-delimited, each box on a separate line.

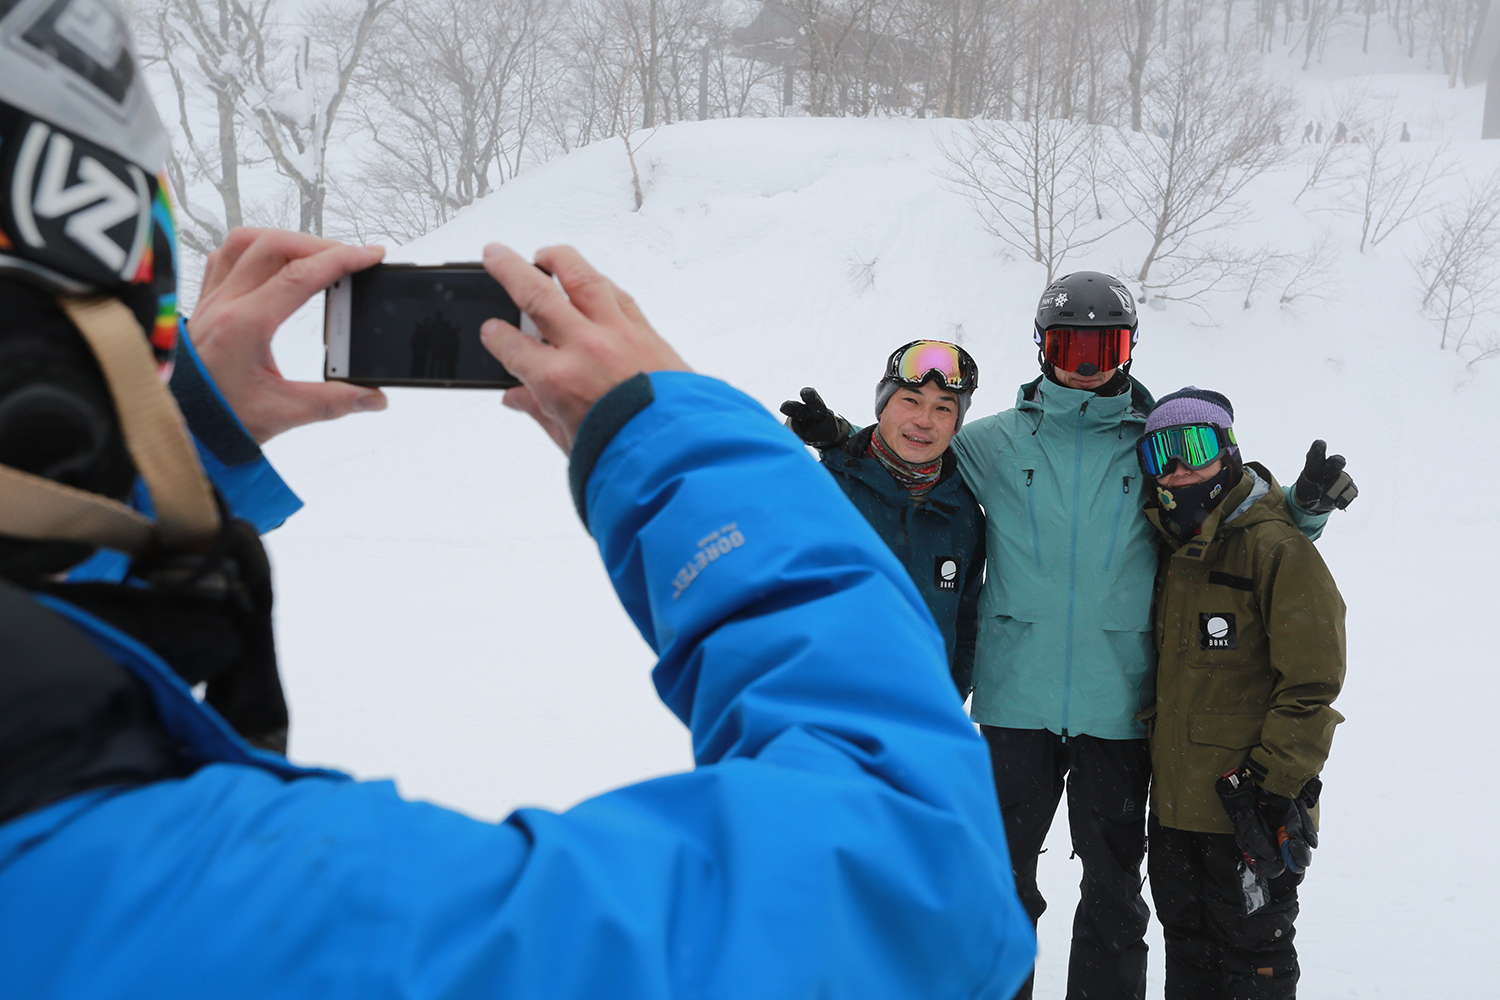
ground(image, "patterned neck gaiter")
xmin=869 ymin=429 xmax=942 ymax=498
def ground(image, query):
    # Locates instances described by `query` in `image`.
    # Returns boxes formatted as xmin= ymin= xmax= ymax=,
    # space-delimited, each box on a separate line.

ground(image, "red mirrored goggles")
xmin=1041 ymin=327 xmax=1133 ymax=374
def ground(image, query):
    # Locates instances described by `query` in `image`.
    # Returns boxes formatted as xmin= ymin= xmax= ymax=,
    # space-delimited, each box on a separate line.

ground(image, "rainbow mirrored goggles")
xmin=1137 ymin=423 xmax=1236 ymax=478
xmin=884 ymin=340 xmax=979 ymax=391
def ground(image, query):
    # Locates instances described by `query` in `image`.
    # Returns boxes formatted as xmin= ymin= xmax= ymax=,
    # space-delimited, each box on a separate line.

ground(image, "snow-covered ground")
xmin=247 ymin=42 xmax=1496 ymax=1000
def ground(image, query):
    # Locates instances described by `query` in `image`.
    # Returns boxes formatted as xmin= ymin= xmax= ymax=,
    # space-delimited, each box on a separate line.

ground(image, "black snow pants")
xmin=1148 ymin=816 xmax=1303 ymax=1000
xmin=981 ymin=726 xmax=1152 ymax=1000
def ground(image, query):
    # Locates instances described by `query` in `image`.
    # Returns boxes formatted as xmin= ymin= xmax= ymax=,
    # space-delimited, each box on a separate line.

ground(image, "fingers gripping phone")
xmin=324 ymin=263 xmax=537 ymax=388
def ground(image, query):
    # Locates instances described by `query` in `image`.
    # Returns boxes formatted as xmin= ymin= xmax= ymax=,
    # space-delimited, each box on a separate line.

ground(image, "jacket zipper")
xmin=1101 ymin=475 xmax=1132 ymax=572
xmin=1024 ymin=469 xmax=1043 ymax=569
xmin=1060 ymin=398 xmax=1090 ymax=740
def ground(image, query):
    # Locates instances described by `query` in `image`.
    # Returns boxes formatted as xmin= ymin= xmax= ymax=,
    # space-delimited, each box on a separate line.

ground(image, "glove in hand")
xmin=1256 ymin=777 xmax=1321 ymax=875
xmin=779 ymin=387 xmax=842 ymax=448
xmin=1294 ymin=440 xmax=1358 ymax=513
xmin=1216 ymin=768 xmax=1286 ymax=878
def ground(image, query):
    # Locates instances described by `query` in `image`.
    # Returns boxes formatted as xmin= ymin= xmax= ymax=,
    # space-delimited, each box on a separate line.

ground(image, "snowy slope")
xmin=251 ymin=58 xmax=1497 ymax=1000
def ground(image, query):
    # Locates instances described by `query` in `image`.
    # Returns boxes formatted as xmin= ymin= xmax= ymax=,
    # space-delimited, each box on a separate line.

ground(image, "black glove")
xmin=779 ymin=387 xmax=842 ymax=448
xmin=1293 ymin=440 xmax=1358 ymax=513
xmin=1218 ymin=767 xmax=1322 ymax=877
xmin=1216 ymin=767 xmax=1286 ymax=878
xmin=1255 ymin=776 xmax=1321 ymax=875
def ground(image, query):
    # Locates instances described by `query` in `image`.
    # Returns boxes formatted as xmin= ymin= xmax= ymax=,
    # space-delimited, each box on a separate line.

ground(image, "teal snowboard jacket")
xmin=951 ymin=375 xmax=1327 ymax=741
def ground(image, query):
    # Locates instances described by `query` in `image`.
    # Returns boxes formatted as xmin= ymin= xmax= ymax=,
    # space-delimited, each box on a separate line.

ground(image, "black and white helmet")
xmin=0 ymin=0 xmax=177 ymax=367
xmin=1032 ymin=271 xmax=1138 ymax=348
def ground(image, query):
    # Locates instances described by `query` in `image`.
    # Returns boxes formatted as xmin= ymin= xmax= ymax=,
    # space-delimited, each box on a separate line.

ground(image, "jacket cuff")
xmin=1246 ymin=747 xmax=1309 ymax=799
xmin=170 ymin=319 xmax=263 ymax=467
xmin=568 ymin=373 xmax=656 ymax=531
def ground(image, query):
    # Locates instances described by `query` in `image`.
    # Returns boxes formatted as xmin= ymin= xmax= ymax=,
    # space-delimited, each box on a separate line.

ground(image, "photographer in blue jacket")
xmin=0 ymin=5 xmax=1034 ymax=996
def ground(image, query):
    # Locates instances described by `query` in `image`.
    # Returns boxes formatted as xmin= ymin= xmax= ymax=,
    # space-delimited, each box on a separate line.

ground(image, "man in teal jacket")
xmin=952 ymin=272 xmax=1354 ymax=1000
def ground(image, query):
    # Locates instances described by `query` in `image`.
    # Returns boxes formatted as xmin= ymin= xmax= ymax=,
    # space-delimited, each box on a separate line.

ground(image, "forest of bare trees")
xmin=132 ymin=0 xmax=1493 ymax=299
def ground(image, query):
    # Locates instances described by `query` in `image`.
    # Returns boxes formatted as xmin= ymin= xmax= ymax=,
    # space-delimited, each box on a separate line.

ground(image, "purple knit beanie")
xmin=1145 ymin=386 xmax=1234 ymax=435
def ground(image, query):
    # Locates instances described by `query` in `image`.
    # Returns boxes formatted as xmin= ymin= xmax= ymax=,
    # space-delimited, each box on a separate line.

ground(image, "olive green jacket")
xmin=1143 ymin=463 xmax=1346 ymax=834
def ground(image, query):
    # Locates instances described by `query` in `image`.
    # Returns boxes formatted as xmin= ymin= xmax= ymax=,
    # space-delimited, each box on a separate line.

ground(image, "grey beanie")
xmin=876 ymin=377 xmax=974 ymax=432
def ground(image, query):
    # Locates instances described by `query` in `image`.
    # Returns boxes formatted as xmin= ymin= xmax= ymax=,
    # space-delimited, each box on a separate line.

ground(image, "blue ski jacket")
xmin=952 ymin=375 xmax=1327 ymax=741
xmin=0 ymin=370 xmax=1034 ymax=1000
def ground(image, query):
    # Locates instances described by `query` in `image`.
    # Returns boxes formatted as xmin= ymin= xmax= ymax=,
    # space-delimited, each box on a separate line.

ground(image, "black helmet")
xmin=1032 ymin=271 xmax=1139 ymax=379
xmin=1032 ymin=271 xmax=1138 ymax=345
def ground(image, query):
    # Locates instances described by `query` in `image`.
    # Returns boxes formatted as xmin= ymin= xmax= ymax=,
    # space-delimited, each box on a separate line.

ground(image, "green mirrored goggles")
xmin=1137 ymin=423 xmax=1235 ymax=478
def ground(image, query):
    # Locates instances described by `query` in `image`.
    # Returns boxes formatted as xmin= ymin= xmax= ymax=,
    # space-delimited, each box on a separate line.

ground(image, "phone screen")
xmin=335 ymin=265 xmax=522 ymax=388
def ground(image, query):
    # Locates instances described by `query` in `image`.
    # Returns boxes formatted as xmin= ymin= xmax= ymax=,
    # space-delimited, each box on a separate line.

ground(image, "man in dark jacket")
xmin=1136 ymin=387 xmax=1345 ymax=1000
xmin=782 ymin=340 xmax=985 ymax=696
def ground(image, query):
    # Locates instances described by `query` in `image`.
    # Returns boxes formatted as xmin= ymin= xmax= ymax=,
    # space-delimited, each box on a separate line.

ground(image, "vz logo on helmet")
xmin=1110 ymin=286 xmax=1135 ymax=313
xmin=10 ymin=122 xmax=150 ymax=282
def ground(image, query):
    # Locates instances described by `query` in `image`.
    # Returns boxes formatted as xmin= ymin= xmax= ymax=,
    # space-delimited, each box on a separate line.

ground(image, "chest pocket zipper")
xmin=1101 ymin=475 xmax=1131 ymax=572
xmin=1024 ymin=469 xmax=1043 ymax=568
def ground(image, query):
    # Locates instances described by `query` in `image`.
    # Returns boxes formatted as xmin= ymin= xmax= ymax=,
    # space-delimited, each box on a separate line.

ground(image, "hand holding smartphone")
xmin=325 ymin=263 xmax=531 ymax=388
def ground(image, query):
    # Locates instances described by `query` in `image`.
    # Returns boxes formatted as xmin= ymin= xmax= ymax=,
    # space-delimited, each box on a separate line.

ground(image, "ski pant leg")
xmin=1063 ymin=735 xmax=1151 ymax=1000
xmin=1149 ymin=817 xmax=1302 ymax=1000
xmin=981 ymin=726 xmax=1066 ymax=1000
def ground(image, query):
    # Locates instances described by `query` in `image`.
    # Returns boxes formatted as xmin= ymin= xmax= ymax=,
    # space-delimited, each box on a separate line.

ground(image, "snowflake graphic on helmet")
xmin=1055 ymin=291 xmax=1069 ymax=307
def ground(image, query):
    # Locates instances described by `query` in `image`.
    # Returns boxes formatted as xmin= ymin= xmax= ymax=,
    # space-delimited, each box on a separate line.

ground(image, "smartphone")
xmin=324 ymin=263 xmax=527 ymax=388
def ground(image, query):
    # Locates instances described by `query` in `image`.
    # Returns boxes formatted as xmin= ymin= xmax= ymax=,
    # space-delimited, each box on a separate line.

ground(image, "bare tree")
xmin=1276 ymin=231 xmax=1339 ymax=309
xmin=1292 ymin=85 xmax=1373 ymax=204
xmin=698 ymin=4 xmax=784 ymax=119
xmin=141 ymin=0 xmax=277 ymax=255
xmin=345 ymin=0 xmax=556 ymax=240
xmin=1112 ymin=0 xmax=1159 ymax=132
xmin=1108 ymin=37 xmax=1295 ymax=291
xmin=1413 ymin=169 xmax=1500 ymax=351
xmin=241 ymin=0 xmax=392 ymax=236
xmin=1233 ymin=232 xmax=1336 ymax=311
xmin=1342 ymin=114 xmax=1458 ymax=252
xmin=939 ymin=116 xmax=1121 ymax=280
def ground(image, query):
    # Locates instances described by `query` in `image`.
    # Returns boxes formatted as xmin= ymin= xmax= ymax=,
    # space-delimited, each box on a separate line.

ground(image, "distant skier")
xmin=780 ymin=341 xmax=985 ymax=697
xmin=1315 ymin=122 xmax=1323 ymax=142
xmin=1135 ymin=388 xmax=1348 ymax=1000
xmin=1301 ymin=121 xmax=1314 ymax=143
xmin=1401 ymin=122 xmax=1412 ymax=142
xmin=1334 ymin=121 xmax=1347 ymax=143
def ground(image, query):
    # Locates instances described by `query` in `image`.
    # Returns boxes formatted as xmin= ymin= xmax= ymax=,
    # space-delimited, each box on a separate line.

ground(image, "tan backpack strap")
xmin=56 ymin=296 xmax=221 ymax=552
xmin=0 ymin=463 xmax=155 ymax=552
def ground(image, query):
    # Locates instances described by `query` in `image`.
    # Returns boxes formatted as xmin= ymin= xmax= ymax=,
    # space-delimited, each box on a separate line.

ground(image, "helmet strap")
xmin=0 ymin=297 xmax=219 ymax=556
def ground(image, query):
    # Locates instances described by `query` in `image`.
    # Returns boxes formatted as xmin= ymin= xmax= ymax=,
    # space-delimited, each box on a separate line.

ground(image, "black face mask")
xmin=1154 ymin=461 xmax=1240 ymax=540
